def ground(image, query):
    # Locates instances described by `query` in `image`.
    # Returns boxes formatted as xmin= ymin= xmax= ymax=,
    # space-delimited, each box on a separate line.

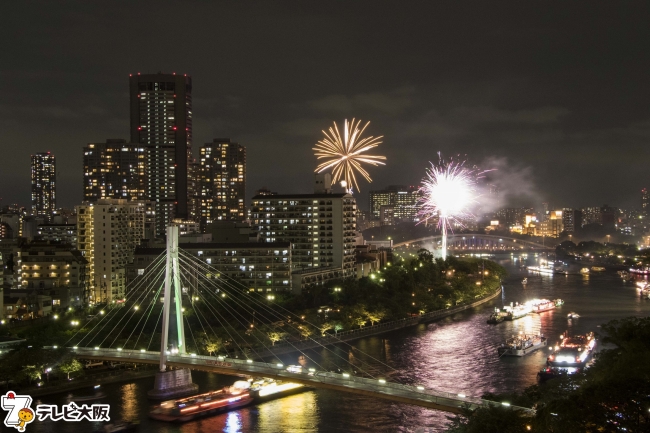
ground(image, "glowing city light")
xmin=313 ymin=118 xmax=386 ymax=192
xmin=418 ymin=154 xmax=485 ymax=260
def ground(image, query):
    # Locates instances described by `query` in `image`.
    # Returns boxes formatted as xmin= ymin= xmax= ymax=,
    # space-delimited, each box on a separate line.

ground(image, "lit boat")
xmin=149 ymin=381 xmax=253 ymax=422
xmin=503 ymin=303 xmax=531 ymax=321
xmin=567 ymin=312 xmax=580 ymax=319
xmin=591 ymin=266 xmax=605 ymax=272
xmin=636 ymin=281 xmax=648 ymax=290
xmin=630 ymin=266 xmax=650 ymax=274
xmin=249 ymin=378 xmax=307 ymax=401
xmin=547 ymin=332 xmax=596 ymax=368
xmin=527 ymin=265 xmax=554 ymax=275
xmin=522 ymin=278 xmax=528 ymax=285
xmin=486 ymin=308 xmax=508 ymax=324
xmin=526 ymin=299 xmax=555 ymax=313
xmin=553 ymin=299 xmax=564 ymax=307
xmin=498 ymin=333 xmax=547 ymax=357
xmin=580 ymin=268 xmax=590 ymax=274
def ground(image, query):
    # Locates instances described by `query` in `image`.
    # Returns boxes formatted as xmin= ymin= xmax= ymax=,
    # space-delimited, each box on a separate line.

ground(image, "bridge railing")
xmin=71 ymin=347 xmax=535 ymax=415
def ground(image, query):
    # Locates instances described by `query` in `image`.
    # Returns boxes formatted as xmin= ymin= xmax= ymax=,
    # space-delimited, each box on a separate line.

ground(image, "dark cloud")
xmin=1 ymin=0 xmax=650 ymax=212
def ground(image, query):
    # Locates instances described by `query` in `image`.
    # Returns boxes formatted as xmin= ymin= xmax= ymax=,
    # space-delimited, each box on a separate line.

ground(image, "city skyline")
xmin=2 ymin=2 xmax=650 ymax=212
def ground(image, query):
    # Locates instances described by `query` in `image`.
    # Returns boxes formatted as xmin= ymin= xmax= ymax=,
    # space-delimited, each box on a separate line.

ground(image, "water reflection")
xmin=224 ymin=411 xmax=242 ymax=433
xmin=28 ymin=255 xmax=650 ymax=433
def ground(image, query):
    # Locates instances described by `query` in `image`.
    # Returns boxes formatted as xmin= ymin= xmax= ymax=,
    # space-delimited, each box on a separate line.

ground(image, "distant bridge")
xmin=74 ymin=347 xmax=533 ymax=415
xmin=394 ymin=234 xmax=554 ymax=252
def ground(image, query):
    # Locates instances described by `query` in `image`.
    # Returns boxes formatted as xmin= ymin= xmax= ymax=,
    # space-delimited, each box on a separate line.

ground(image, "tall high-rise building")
xmin=76 ymin=199 xmax=149 ymax=304
xmin=83 ymin=139 xmax=146 ymax=202
xmin=129 ymin=73 xmax=192 ymax=235
xmin=199 ymin=139 xmax=246 ymax=227
xmin=251 ymin=187 xmax=357 ymax=278
xmin=31 ymin=152 xmax=56 ymax=218
xmin=642 ymin=188 xmax=648 ymax=215
xmin=562 ymin=208 xmax=582 ymax=233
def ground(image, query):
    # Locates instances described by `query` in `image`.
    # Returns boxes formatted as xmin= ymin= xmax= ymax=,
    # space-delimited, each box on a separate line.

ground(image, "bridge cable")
xmin=104 ymin=264 xmax=166 ymax=348
xmin=177 ymin=260 xmax=271 ymax=362
xmin=177 ymin=252 xmax=361 ymax=377
xmin=111 ymin=282 xmax=164 ymax=350
xmin=177 ymin=251 xmax=371 ymax=369
xmin=90 ymin=260 xmax=167 ymax=348
xmin=177 ymin=255 xmax=333 ymax=376
xmin=178 ymin=249 xmax=405 ymax=380
xmin=65 ymin=253 xmax=166 ymax=347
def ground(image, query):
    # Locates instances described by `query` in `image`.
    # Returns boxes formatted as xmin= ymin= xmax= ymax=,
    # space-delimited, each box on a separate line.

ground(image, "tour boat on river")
xmin=547 ymin=332 xmax=596 ymax=369
xmin=150 ymin=381 xmax=254 ymax=422
xmin=149 ymin=379 xmax=307 ymax=422
xmin=503 ymin=303 xmax=531 ymax=321
xmin=498 ymin=333 xmax=547 ymax=357
xmin=526 ymin=298 xmax=555 ymax=313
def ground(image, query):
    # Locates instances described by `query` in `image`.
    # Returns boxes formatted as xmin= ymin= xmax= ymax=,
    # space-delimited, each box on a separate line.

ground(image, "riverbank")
xmin=21 ymin=366 xmax=159 ymax=398
xmin=258 ymin=285 xmax=503 ymax=358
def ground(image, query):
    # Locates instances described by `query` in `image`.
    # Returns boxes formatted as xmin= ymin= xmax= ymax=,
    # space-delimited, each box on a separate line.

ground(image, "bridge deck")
xmin=73 ymin=347 xmax=534 ymax=415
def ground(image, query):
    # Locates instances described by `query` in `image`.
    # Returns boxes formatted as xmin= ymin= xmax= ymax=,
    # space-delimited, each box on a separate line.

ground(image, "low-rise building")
xmin=18 ymin=242 xmax=87 ymax=309
xmin=4 ymin=291 xmax=53 ymax=319
xmin=37 ymin=224 xmax=77 ymax=245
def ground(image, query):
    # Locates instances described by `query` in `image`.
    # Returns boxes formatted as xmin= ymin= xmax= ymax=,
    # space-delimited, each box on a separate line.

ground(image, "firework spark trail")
xmin=313 ymin=118 xmax=386 ymax=192
xmin=418 ymin=154 xmax=486 ymax=260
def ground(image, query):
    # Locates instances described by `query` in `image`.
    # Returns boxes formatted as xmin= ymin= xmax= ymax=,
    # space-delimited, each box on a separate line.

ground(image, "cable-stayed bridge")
xmin=65 ymin=226 xmax=534 ymax=415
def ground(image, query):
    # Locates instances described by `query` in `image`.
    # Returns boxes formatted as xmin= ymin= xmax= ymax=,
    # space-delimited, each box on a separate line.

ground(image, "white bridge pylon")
xmin=159 ymin=225 xmax=186 ymax=371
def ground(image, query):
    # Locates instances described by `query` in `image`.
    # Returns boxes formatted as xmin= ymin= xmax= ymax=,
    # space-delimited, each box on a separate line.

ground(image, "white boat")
xmin=527 ymin=265 xmax=554 ymax=275
xmin=522 ymin=278 xmax=528 ymax=285
xmin=525 ymin=298 xmax=555 ymax=313
xmin=498 ymin=334 xmax=547 ymax=357
xmin=503 ymin=303 xmax=532 ymax=320
xmin=580 ymin=268 xmax=590 ymax=274
xmin=567 ymin=312 xmax=580 ymax=319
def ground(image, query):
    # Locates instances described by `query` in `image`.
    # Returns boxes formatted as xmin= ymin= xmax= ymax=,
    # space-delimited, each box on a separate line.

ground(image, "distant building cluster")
xmin=5 ymin=71 xmax=649 ymax=322
xmin=1 ymin=72 xmax=402 ymax=322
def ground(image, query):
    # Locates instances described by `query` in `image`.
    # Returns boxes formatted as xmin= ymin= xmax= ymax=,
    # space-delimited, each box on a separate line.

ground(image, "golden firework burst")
xmin=313 ymin=118 xmax=386 ymax=192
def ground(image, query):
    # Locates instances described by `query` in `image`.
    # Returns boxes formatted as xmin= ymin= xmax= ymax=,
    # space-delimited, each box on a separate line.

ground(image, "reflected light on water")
xmin=256 ymin=392 xmax=317 ymax=431
xmin=120 ymin=383 xmax=139 ymax=421
xmin=225 ymin=411 xmax=242 ymax=433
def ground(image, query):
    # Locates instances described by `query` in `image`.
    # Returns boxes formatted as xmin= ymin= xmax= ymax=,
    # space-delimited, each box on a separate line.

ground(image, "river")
xmin=27 ymin=253 xmax=650 ymax=432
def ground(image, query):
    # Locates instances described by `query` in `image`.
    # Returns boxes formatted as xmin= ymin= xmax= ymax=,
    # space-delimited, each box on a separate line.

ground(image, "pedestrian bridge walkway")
xmin=73 ymin=347 xmax=534 ymax=415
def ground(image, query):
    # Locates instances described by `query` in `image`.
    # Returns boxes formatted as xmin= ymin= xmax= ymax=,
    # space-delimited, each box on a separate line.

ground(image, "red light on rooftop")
xmin=129 ymin=74 xmax=132 ymax=77
xmin=173 ymin=126 xmax=177 ymax=130
xmin=137 ymin=72 xmax=141 ymax=75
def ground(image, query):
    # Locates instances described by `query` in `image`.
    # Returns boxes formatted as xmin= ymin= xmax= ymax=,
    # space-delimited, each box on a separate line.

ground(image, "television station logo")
xmin=1 ymin=391 xmax=111 ymax=431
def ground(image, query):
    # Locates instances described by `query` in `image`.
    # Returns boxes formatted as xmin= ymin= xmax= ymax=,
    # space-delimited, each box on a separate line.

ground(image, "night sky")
xmin=2 ymin=1 xmax=650 ymax=211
